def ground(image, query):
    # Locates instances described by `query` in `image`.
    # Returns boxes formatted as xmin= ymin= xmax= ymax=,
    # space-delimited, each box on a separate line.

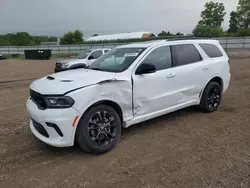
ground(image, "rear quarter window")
xmin=171 ymin=44 xmax=202 ymax=66
xmin=199 ymin=43 xmax=223 ymax=58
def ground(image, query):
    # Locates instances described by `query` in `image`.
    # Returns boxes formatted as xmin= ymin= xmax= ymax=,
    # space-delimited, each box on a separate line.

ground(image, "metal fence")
xmin=0 ymin=37 xmax=250 ymax=55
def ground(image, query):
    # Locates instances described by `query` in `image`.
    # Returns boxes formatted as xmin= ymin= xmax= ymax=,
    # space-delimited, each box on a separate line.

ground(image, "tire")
xmin=199 ymin=81 xmax=222 ymax=113
xmin=76 ymin=104 xmax=122 ymax=154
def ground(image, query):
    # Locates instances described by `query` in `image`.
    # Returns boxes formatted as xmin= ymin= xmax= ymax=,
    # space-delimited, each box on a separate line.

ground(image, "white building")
xmin=86 ymin=31 xmax=156 ymax=42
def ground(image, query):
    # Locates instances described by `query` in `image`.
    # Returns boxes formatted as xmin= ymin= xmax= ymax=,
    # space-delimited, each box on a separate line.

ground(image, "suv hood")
xmin=30 ymin=69 xmax=116 ymax=95
xmin=58 ymin=59 xmax=79 ymax=63
xmin=58 ymin=58 xmax=89 ymax=66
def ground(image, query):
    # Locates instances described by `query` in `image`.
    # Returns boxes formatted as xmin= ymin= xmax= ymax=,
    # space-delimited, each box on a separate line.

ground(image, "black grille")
xmin=30 ymin=89 xmax=47 ymax=110
xmin=46 ymin=122 xmax=64 ymax=137
xmin=55 ymin=63 xmax=62 ymax=68
xmin=32 ymin=120 xmax=49 ymax=138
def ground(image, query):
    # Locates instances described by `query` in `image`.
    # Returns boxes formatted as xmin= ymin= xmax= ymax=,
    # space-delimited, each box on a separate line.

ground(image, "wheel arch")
xmin=69 ymin=63 xmax=87 ymax=69
xmin=85 ymin=100 xmax=124 ymax=123
xmin=73 ymin=100 xmax=124 ymax=145
xmin=210 ymin=77 xmax=223 ymax=90
xmin=199 ymin=76 xmax=223 ymax=99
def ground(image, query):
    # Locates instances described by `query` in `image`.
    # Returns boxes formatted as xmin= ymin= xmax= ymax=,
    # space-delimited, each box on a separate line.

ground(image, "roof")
xmin=91 ymin=48 xmax=111 ymax=51
xmin=86 ymin=32 xmax=156 ymax=41
xmin=117 ymin=40 xmax=166 ymax=48
xmin=117 ymin=39 xmax=219 ymax=49
xmin=80 ymin=48 xmax=111 ymax=51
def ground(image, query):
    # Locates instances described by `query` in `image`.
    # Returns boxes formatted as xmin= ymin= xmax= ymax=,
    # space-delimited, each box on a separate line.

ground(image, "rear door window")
xmin=199 ymin=43 xmax=223 ymax=58
xmin=171 ymin=44 xmax=202 ymax=66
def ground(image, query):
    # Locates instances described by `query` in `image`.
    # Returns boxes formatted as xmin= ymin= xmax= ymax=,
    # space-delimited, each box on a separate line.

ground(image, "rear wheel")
xmin=76 ymin=104 xmax=121 ymax=154
xmin=199 ymin=81 xmax=222 ymax=112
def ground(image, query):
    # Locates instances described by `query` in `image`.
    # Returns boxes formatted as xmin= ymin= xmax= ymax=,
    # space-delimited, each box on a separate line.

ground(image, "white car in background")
xmin=54 ymin=48 xmax=111 ymax=72
xmin=27 ymin=39 xmax=231 ymax=154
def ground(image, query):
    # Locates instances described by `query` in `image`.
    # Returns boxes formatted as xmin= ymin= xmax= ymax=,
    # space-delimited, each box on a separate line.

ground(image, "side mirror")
xmin=88 ymin=56 xmax=94 ymax=60
xmin=135 ymin=63 xmax=156 ymax=75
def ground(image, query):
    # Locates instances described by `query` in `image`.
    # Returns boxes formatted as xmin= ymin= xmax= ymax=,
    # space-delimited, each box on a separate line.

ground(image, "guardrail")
xmin=0 ymin=37 xmax=250 ymax=55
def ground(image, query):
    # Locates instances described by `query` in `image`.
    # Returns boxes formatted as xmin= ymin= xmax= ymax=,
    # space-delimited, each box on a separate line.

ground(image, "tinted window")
xmin=171 ymin=44 xmax=202 ymax=66
xmin=141 ymin=46 xmax=172 ymax=71
xmin=199 ymin=43 xmax=223 ymax=58
xmin=104 ymin=50 xmax=110 ymax=53
xmin=90 ymin=50 xmax=103 ymax=59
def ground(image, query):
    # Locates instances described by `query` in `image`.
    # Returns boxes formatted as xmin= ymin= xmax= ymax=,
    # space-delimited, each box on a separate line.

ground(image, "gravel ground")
xmin=0 ymin=58 xmax=250 ymax=188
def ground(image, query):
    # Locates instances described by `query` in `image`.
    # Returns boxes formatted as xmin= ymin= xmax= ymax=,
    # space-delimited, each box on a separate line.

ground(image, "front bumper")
xmin=26 ymin=98 xmax=81 ymax=147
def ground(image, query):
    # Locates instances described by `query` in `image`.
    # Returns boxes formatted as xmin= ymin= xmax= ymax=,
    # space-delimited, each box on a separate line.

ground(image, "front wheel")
xmin=76 ymin=104 xmax=122 ymax=154
xmin=199 ymin=81 xmax=222 ymax=113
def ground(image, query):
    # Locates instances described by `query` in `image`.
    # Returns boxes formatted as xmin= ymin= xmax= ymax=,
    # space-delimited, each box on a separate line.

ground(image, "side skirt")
xmin=124 ymin=100 xmax=198 ymax=128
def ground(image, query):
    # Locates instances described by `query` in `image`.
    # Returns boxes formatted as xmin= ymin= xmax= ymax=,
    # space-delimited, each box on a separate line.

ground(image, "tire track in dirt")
xmin=0 ymin=78 xmax=35 ymax=84
xmin=0 ymin=78 xmax=36 ymax=90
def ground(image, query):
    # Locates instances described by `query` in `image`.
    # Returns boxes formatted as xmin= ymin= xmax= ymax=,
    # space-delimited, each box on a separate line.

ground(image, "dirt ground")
xmin=0 ymin=57 xmax=250 ymax=188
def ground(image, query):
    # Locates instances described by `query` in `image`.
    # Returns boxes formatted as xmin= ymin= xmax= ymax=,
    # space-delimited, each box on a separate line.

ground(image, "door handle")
xmin=166 ymin=73 xmax=176 ymax=78
xmin=202 ymin=66 xmax=209 ymax=70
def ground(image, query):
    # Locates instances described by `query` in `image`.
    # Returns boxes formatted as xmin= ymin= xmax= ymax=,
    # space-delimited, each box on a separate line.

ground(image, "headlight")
xmin=45 ymin=96 xmax=74 ymax=108
xmin=61 ymin=62 xmax=69 ymax=68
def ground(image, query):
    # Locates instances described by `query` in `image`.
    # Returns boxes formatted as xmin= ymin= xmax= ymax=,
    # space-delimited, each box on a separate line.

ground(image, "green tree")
xmin=228 ymin=11 xmax=239 ymax=33
xmin=193 ymin=1 xmax=226 ymax=37
xmin=198 ymin=1 xmax=226 ymax=27
xmin=73 ymin=30 xmax=84 ymax=44
xmin=60 ymin=32 xmax=74 ymax=44
xmin=237 ymin=28 xmax=250 ymax=36
xmin=60 ymin=30 xmax=83 ymax=44
xmin=0 ymin=38 xmax=10 ymax=46
xmin=158 ymin=30 xmax=172 ymax=37
xmin=237 ymin=0 xmax=250 ymax=29
xmin=7 ymin=32 xmax=36 ymax=46
xmin=193 ymin=26 xmax=224 ymax=37
xmin=0 ymin=32 xmax=59 ymax=46
xmin=176 ymin=32 xmax=184 ymax=36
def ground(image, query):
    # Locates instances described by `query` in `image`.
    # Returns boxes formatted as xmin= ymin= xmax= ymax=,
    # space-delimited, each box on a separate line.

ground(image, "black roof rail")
xmin=166 ymin=36 xmax=212 ymax=41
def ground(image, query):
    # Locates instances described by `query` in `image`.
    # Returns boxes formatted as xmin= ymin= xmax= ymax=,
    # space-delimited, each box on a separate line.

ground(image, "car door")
xmin=86 ymin=50 xmax=103 ymax=65
xmin=170 ymin=43 xmax=208 ymax=104
xmin=132 ymin=45 xmax=179 ymax=117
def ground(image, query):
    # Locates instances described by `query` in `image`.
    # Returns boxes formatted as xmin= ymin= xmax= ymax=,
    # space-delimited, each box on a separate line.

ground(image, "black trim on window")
xmin=171 ymin=44 xmax=203 ymax=67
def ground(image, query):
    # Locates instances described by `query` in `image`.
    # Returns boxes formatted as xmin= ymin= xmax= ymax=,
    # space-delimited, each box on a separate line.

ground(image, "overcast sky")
xmin=0 ymin=0 xmax=238 ymax=38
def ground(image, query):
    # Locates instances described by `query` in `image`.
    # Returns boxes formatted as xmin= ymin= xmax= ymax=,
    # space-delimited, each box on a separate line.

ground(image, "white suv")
xmin=54 ymin=48 xmax=111 ymax=72
xmin=26 ymin=39 xmax=231 ymax=154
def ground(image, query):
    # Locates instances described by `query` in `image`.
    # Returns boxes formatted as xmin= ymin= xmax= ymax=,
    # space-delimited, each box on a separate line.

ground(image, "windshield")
xmin=77 ymin=50 xmax=91 ymax=59
xmin=88 ymin=47 xmax=146 ymax=72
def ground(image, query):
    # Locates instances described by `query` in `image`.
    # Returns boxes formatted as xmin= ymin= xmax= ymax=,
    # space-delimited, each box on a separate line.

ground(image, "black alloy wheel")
xmin=207 ymin=85 xmax=221 ymax=110
xmin=76 ymin=104 xmax=121 ymax=154
xmin=88 ymin=110 xmax=117 ymax=147
xmin=199 ymin=81 xmax=222 ymax=112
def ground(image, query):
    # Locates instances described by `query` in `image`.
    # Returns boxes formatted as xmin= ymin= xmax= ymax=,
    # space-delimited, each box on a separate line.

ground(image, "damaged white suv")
xmin=26 ymin=39 xmax=231 ymax=154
